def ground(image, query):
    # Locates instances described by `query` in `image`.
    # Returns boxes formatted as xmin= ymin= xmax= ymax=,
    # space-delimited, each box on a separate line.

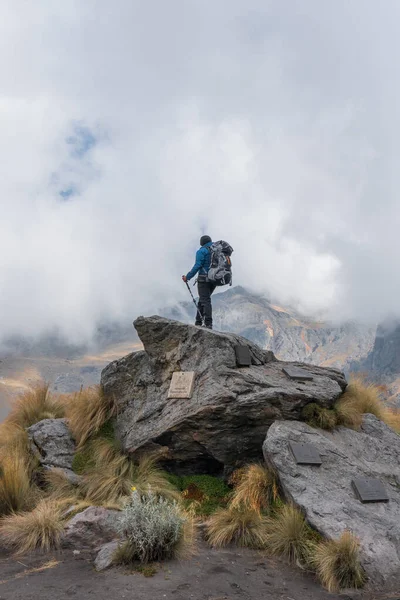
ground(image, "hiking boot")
xmin=205 ymin=325 xmax=213 ymax=330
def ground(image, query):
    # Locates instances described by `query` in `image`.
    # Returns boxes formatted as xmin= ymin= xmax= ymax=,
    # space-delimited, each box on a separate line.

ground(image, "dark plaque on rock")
xmin=235 ymin=345 xmax=251 ymax=367
xmin=289 ymin=441 xmax=322 ymax=465
xmin=283 ymin=367 xmax=313 ymax=381
xmin=352 ymin=478 xmax=389 ymax=503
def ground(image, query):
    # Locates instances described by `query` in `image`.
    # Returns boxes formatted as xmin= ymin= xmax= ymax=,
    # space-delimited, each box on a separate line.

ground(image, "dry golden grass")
xmin=0 ymin=422 xmax=30 ymax=458
xmin=313 ymin=530 xmax=366 ymax=592
xmin=65 ymin=385 xmax=116 ymax=448
xmin=206 ymin=506 xmax=269 ymax=549
xmin=0 ymin=499 xmax=64 ymax=554
xmin=0 ymin=453 xmax=34 ymax=516
xmin=302 ymin=403 xmax=338 ymax=430
xmin=82 ymin=445 xmax=179 ymax=505
xmin=264 ymin=504 xmax=316 ymax=565
xmin=230 ymin=464 xmax=277 ymax=513
xmin=43 ymin=468 xmax=79 ymax=501
xmin=6 ymin=383 xmax=65 ymax=430
xmin=336 ymin=375 xmax=400 ymax=434
xmin=336 ymin=376 xmax=385 ymax=428
xmin=382 ymin=408 xmax=400 ymax=433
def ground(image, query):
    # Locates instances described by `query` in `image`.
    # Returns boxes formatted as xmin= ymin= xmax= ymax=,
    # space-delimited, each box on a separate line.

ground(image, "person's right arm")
xmin=186 ymin=248 xmax=205 ymax=281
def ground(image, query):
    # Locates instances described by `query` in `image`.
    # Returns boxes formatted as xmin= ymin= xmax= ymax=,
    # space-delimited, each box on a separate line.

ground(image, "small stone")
xmin=27 ymin=418 xmax=75 ymax=471
xmin=94 ymin=541 xmax=119 ymax=571
xmin=62 ymin=507 xmax=120 ymax=550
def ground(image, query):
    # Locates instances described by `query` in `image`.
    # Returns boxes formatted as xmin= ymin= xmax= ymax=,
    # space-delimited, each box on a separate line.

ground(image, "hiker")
xmin=182 ymin=235 xmax=216 ymax=329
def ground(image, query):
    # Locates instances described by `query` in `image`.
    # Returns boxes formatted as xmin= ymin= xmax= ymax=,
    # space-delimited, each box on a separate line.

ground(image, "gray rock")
xmin=27 ymin=418 xmax=76 ymax=471
xmin=62 ymin=506 xmax=120 ymax=550
xmin=101 ymin=316 xmax=346 ymax=474
xmin=263 ymin=416 xmax=400 ymax=586
xmin=94 ymin=541 xmax=119 ymax=571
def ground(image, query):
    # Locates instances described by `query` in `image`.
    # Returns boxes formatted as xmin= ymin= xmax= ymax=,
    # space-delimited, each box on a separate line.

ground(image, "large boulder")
xmin=62 ymin=507 xmax=120 ymax=550
xmin=101 ymin=316 xmax=346 ymax=474
xmin=263 ymin=416 xmax=400 ymax=586
xmin=27 ymin=418 xmax=77 ymax=482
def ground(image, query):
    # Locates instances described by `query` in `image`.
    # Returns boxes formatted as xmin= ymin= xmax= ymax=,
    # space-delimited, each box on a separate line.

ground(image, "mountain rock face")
xmin=351 ymin=319 xmax=400 ymax=407
xmin=101 ymin=316 xmax=346 ymax=475
xmin=263 ymin=416 xmax=400 ymax=586
xmin=167 ymin=287 xmax=375 ymax=370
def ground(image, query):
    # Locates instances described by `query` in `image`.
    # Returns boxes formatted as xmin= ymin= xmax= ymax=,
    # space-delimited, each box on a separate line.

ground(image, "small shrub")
xmin=0 ymin=499 xmax=64 ymax=554
xmin=65 ymin=386 xmax=116 ymax=448
xmin=0 ymin=453 xmax=34 ymax=516
xmin=313 ymin=530 xmax=366 ymax=591
xmin=6 ymin=383 xmax=65 ymax=429
xmin=302 ymin=403 xmax=338 ymax=430
xmin=206 ymin=506 xmax=269 ymax=549
xmin=230 ymin=464 xmax=277 ymax=513
xmin=264 ymin=504 xmax=317 ymax=566
xmin=116 ymin=490 xmax=192 ymax=564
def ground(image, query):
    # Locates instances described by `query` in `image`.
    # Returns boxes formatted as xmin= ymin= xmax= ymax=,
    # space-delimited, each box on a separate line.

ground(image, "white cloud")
xmin=1 ymin=0 xmax=400 ymax=343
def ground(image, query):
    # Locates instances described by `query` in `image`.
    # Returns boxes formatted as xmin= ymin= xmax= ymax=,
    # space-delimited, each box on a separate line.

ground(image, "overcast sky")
xmin=1 ymin=0 xmax=400 ymax=343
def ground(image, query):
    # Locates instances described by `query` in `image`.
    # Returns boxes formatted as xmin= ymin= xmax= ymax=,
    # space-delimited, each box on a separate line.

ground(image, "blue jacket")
xmin=186 ymin=241 xmax=212 ymax=280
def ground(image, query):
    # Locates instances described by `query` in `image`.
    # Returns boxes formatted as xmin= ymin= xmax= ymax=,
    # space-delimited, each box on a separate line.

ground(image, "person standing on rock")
xmin=182 ymin=235 xmax=216 ymax=329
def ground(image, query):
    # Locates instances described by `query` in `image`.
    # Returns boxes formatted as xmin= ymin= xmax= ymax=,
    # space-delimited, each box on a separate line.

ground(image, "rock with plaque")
xmin=352 ymin=477 xmax=389 ymax=503
xmin=235 ymin=345 xmax=252 ymax=367
xmin=168 ymin=371 xmax=195 ymax=399
xmin=289 ymin=441 xmax=322 ymax=465
xmin=283 ymin=367 xmax=313 ymax=381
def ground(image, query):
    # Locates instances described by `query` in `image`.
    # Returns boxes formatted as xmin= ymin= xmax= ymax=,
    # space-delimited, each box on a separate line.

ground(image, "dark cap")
xmin=200 ymin=235 xmax=212 ymax=246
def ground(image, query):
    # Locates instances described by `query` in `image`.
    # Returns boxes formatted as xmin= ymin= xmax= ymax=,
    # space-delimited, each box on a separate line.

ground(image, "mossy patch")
xmin=165 ymin=474 xmax=231 ymax=516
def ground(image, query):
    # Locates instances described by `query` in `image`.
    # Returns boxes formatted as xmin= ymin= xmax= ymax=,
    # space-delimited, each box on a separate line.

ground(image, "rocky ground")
xmin=0 ymin=542 xmax=376 ymax=600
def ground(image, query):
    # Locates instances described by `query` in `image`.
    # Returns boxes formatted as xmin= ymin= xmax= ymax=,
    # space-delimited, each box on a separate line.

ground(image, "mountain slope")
xmin=0 ymin=286 xmax=375 ymax=420
xmin=168 ymin=286 xmax=375 ymax=370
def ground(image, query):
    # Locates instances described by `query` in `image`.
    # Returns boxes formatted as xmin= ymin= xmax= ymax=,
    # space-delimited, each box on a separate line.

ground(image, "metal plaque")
xmin=352 ymin=478 xmax=389 ymax=503
xmin=168 ymin=371 xmax=195 ymax=399
xmin=283 ymin=367 xmax=313 ymax=381
xmin=235 ymin=345 xmax=251 ymax=367
xmin=289 ymin=441 xmax=322 ymax=465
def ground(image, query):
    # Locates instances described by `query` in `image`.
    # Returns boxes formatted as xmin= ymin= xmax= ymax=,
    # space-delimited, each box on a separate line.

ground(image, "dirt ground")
xmin=1 ymin=542 xmax=398 ymax=600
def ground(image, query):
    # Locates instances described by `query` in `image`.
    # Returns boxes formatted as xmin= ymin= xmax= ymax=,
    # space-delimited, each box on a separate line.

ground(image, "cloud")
xmin=1 ymin=0 xmax=400 ymax=344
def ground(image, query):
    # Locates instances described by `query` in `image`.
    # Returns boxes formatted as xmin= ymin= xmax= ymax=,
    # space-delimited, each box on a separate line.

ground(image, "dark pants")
xmin=196 ymin=277 xmax=216 ymax=327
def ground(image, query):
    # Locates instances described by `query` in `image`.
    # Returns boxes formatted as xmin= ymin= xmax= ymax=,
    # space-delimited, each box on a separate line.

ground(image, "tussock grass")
xmin=82 ymin=445 xmax=179 ymax=505
xmin=336 ymin=375 xmax=400 ymax=434
xmin=336 ymin=376 xmax=384 ymax=428
xmin=302 ymin=403 xmax=338 ymax=430
xmin=382 ymin=408 xmax=400 ymax=433
xmin=264 ymin=504 xmax=317 ymax=566
xmin=0 ymin=422 xmax=30 ymax=457
xmin=65 ymin=386 xmax=116 ymax=448
xmin=6 ymin=383 xmax=65 ymax=429
xmin=0 ymin=499 xmax=64 ymax=554
xmin=0 ymin=453 xmax=34 ymax=516
xmin=44 ymin=468 xmax=79 ymax=500
xmin=313 ymin=530 xmax=366 ymax=591
xmin=206 ymin=506 xmax=269 ymax=549
xmin=230 ymin=464 xmax=277 ymax=513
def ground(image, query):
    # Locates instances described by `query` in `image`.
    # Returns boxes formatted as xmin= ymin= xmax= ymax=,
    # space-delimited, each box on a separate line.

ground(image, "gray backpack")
xmin=207 ymin=240 xmax=233 ymax=286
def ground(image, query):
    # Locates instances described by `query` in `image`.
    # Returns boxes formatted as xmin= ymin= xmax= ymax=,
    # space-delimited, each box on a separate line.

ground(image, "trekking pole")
xmin=184 ymin=280 xmax=205 ymax=326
